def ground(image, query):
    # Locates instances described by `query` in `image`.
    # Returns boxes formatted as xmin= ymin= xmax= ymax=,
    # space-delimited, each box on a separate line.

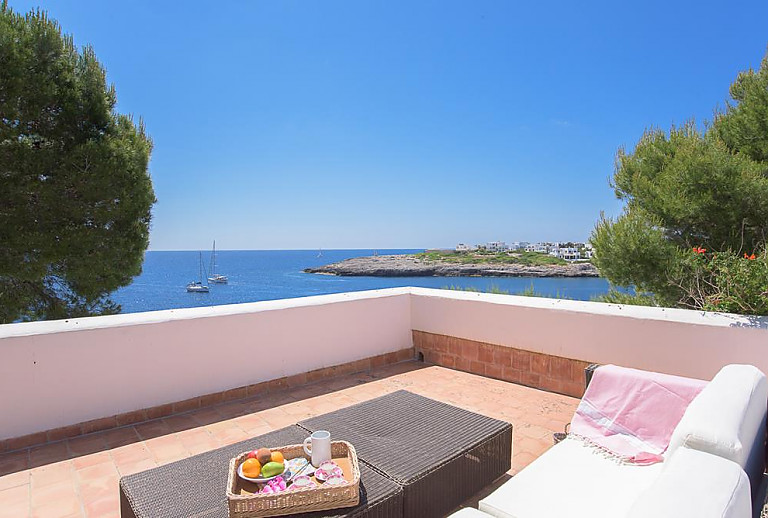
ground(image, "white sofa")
xmin=451 ymin=364 xmax=767 ymax=518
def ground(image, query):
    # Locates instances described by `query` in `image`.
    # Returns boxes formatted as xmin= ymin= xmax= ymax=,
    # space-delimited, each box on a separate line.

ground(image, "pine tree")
xmin=0 ymin=2 xmax=156 ymax=322
xmin=592 ymin=48 xmax=768 ymax=314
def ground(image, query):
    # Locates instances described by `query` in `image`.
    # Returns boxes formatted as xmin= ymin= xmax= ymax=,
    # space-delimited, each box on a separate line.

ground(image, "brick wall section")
xmin=413 ymin=330 xmax=591 ymax=398
xmin=0 ymin=347 xmax=414 ymax=454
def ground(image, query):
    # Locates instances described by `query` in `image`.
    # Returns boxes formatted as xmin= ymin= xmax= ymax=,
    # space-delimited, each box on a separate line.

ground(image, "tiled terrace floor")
xmin=0 ymin=361 xmax=579 ymax=518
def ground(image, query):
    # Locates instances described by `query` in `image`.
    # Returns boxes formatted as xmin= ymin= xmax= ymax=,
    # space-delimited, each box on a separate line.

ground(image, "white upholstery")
xmin=667 ymin=364 xmax=767 ymax=492
xmin=476 ymin=364 xmax=767 ymax=518
xmin=478 ymin=437 xmax=663 ymax=518
xmin=448 ymin=508 xmax=493 ymax=518
xmin=627 ymin=447 xmax=751 ymax=518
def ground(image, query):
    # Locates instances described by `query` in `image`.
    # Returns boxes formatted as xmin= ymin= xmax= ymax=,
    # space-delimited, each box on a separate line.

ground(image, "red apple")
xmin=246 ymin=450 xmax=258 ymax=460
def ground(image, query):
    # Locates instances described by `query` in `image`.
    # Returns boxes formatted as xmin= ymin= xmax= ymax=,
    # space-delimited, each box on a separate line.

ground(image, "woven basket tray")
xmin=226 ymin=440 xmax=360 ymax=518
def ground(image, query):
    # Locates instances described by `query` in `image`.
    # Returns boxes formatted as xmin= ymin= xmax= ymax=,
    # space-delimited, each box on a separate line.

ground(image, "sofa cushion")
xmin=478 ymin=437 xmax=662 ymax=518
xmin=626 ymin=447 xmax=751 ymax=518
xmin=667 ymin=364 xmax=767 ymax=494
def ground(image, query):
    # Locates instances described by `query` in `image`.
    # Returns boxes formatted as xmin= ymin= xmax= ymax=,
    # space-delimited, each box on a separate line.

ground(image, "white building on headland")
xmin=526 ymin=242 xmax=552 ymax=254
xmin=456 ymin=240 xmax=588 ymax=259
xmin=550 ymin=247 xmax=581 ymax=261
xmin=485 ymin=241 xmax=509 ymax=253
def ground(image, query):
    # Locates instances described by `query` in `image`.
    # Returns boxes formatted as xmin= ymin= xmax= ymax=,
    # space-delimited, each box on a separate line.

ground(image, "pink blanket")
xmin=570 ymin=365 xmax=707 ymax=464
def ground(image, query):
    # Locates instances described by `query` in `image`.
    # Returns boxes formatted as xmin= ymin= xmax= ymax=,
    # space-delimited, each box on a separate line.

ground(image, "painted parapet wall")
xmin=3 ymin=285 xmax=768 ymax=444
xmin=410 ymin=287 xmax=768 ymax=381
xmin=0 ymin=288 xmax=413 ymax=442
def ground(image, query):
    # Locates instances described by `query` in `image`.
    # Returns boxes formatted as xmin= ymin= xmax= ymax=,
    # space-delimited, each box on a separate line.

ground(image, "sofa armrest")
xmin=667 ymin=364 xmax=767 ymax=500
xmin=627 ymin=447 xmax=751 ymax=518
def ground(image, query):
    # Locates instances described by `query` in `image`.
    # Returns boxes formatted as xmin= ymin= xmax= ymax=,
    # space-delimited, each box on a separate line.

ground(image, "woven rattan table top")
xmin=120 ymin=391 xmax=512 ymax=518
xmin=119 ymin=425 xmax=402 ymax=518
xmin=298 ymin=390 xmax=512 ymax=484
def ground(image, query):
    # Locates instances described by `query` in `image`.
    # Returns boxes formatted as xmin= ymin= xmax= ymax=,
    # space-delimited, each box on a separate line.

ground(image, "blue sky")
xmin=11 ymin=0 xmax=768 ymax=250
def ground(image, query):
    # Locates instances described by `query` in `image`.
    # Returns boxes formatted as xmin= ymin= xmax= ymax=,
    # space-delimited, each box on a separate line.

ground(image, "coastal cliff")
xmin=303 ymin=255 xmax=600 ymax=277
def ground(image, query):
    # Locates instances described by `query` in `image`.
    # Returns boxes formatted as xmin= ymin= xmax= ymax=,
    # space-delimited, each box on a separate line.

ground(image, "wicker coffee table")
xmin=299 ymin=390 xmax=513 ymax=518
xmin=119 ymin=426 xmax=403 ymax=518
xmin=119 ymin=391 xmax=512 ymax=518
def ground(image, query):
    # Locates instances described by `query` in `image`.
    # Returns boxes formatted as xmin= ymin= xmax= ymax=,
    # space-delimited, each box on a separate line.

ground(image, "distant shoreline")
xmin=303 ymin=254 xmax=600 ymax=278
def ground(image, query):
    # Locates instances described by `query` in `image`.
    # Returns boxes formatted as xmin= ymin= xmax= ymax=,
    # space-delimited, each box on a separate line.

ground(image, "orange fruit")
xmin=242 ymin=458 xmax=261 ymax=478
xmin=271 ymin=451 xmax=284 ymax=464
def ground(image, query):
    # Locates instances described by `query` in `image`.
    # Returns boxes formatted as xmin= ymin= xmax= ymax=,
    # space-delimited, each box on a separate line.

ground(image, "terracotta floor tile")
xmin=274 ymin=401 xmax=315 ymax=419
xmin=183 ymin=439 xmax=221 ymax=456
xmin=29 ymin=442 xmax=69 ymax=468
xmin=83 ymin=493 xmax=119 ymax=518
xmin=188 ymin=407 xmax=226 ymax=426
xmin=175 ymin=428 xmax=219 ymax=455
xmin=30 ymin=460 xmax=73 ymax=489
xmin=512 ymin=450 xmax=538 ymax=473
xmin=237 ymin=423 xmax=273 ymax=440
xmin=115 ymin=458 xmax=157 ymax=477
xmin=30 ymin=479 xmax=77 ymax=508
xmin=101 ymin=427 xmax=140 ymax=449
xmin=67 ymin=434 xmax=108 ymax=458
xmin=287 ymin=383 xmax=333 ymax=400
xmin=174 ymin=427 xmax=211 ymax=445
xmin=0 ymin=450 xmax=30 ymax=476
xmin=262 ymin=391 xmax=298 ymax=407
xmin=214 ymin=401 xmax=253 ymax=419
xmin=255 ymin=408 xmax=295 ymax=429
xmin=75 ymin=461 xmax=118 ymax=483
xmin=162 ymin=414 xmax=199 ymax=433
xmin=0 ymin=469 xmax=30 ymax=492
xmin=110 ymin=443 xmax=152 ymax=469
xmin=0 ymin=501 xmax=30 ymax=518
xmin=206 ymin=423 xmax=250 ymax=446
xmin=30 ymin=499 xmax=82 ymax=518
xmin=232 ymin=413 xmax=270 ymax=432
xmin=134 ymin=420 xmax=170 ymax=441
xmin=71 ymin=451 xmax=112 ymax=471
xmin=0 ymin=483 xmax=30 ymax=518
xmin=78 ymin=474 xmax=118 ymax=504
xmin=144 ymin=435 xmax=189 ymax=464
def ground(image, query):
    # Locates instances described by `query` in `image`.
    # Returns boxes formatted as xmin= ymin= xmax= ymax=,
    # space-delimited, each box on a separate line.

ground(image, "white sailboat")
xmin=187 ymin=252 xmax=210 ymax=293
xmin=208 ymin=240 xmax=228 ymax=284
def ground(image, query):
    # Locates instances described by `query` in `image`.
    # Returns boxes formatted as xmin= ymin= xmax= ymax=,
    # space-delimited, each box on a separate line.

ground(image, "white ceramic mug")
xmin=303 ymin=430 xmax=331 ymax=467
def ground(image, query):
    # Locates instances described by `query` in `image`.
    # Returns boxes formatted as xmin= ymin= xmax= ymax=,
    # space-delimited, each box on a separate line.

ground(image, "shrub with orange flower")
xmin=678 ymin=248 xmax=768 ymax=314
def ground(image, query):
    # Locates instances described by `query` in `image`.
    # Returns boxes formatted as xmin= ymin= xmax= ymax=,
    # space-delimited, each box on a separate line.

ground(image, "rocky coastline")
xmin=303 ymin=255 xmax=600 ymax=278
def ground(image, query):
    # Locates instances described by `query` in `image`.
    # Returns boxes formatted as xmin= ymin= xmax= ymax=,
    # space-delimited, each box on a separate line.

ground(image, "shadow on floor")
xmin=0 ymin=361 xmax=427 ymax=476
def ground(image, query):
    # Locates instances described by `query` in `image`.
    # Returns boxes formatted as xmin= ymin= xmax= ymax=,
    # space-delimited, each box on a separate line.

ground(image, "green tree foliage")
xmin=591 ymin=48 xmax=768 ymax=315
xmin=0 ymin=3 xmax=155 ymax=322
xmin=713 ymin=52 xmax=768 ymax=163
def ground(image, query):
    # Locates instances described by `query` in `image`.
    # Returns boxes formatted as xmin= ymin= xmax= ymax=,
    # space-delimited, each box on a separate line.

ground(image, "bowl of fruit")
xmin=237 ymin=447 xmax=289 ymax=484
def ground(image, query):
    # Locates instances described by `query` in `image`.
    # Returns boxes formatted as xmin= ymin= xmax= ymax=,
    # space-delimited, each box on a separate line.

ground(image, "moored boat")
xmin=208 ymin=240 xmax=228 ymax=284
xmin=187 ymin=252 xmax=210 ymax=292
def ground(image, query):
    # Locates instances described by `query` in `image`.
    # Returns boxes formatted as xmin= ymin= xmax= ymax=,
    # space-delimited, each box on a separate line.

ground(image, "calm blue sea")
xmin=112 ymin=250 xmax=612 ymax=314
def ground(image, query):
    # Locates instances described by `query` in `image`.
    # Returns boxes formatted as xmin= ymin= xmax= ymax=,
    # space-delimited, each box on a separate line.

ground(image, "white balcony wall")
xmin=2 ymin=287 xmax=768 ymax=442
xmin=0 ymin=289 xmax=413 ymax=441
xmin=410 ymin=288 xmax=768 ymax=381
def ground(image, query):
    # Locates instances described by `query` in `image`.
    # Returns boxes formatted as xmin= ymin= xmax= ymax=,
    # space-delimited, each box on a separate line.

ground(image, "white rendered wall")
xmin=3 ymin=286 xmax=768 ymax=441
xmin=0 ymin=289 xmax=413 ymax=441
xmin=410 ymin=287 xmax=768 ymax=381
